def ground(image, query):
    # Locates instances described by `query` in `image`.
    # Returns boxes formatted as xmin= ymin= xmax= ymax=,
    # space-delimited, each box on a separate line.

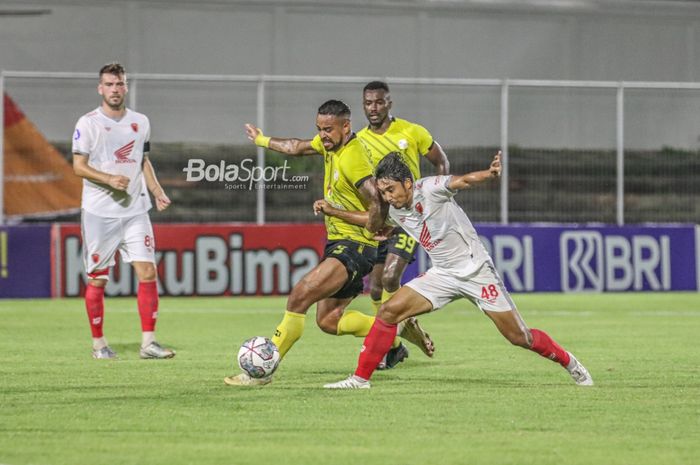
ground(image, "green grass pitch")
xmin=1 ymin=293 xmax=699 ymax=465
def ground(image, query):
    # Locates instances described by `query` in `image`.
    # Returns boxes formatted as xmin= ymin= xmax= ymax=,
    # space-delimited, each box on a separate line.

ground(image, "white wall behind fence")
xmin=2 ymin=0 xmax=700 ymax=149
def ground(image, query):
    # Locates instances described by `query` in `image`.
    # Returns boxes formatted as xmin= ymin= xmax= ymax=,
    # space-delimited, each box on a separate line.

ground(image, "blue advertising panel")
xmin=0 ymin=225 xmax=52 ymax=298
xmin=402 ymin=224 xmax=699 ymax=292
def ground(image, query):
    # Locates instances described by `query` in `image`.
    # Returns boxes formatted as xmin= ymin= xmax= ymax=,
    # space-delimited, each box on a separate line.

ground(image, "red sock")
xmin=85 ymin=283 xmax=105 ymax=338
xmin=530 ymin=328 xmax=571 ymax=367
xmin=137 ymin=281 xmax=159 ymax=332
xmin=355 ymin=318 xmax=398 ymax=380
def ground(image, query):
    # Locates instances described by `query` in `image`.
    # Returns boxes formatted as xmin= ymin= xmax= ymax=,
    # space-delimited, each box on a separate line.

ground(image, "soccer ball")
xmin=237 ymin=337 xmax=280 ymax=379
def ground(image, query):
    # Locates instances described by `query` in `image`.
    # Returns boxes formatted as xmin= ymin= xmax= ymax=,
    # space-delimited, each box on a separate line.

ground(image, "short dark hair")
xmin=99 ymin=62 xmax=126 ymax=80
xmin=363 ymin=81 xmax=390 ymax=93
xmin=375 ymin=152 xmax=413 ymax=183
xmin=317 ymin=99 xmax=351 ymax=119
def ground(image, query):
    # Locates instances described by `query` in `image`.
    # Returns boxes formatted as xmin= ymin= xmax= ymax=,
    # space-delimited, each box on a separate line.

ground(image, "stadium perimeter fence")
xmin=1 ymin=72 xmax=699 ymax=225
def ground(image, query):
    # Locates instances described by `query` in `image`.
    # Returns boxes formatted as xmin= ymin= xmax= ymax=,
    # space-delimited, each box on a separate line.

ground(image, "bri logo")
xmin=560 ymin=231 xmax=671 ymax=292
xmin=114 ymin=140 xmax=136 ymax=163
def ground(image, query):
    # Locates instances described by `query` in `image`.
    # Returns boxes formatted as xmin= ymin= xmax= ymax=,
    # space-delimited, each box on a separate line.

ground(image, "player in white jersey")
xmin=324 ymin=152 xmax=593 ymax=389
xmin=72 ymin=63 xmax=175 ymax=360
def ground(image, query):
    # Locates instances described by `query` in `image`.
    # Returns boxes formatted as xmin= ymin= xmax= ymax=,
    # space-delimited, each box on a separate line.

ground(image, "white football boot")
xmin=566 ymin=352 xmax=594 ymax=386
xmin=92 ymin=346 xmax=118 ymax=359
xmin=323 ymin=375 xmax=370 ymax=389
xmin=140 ymin=341 xmax=176 ymax=359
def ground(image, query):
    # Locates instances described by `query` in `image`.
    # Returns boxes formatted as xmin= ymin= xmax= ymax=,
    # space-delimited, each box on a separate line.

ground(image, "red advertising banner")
xmin=55 ymin=223 xmax=327 ymax=297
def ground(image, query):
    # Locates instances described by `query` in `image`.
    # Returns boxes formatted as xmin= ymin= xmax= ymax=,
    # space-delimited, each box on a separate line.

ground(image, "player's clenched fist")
xmin=490 ymin=151 xmax=502 ymax=178
xmin=108 ymin=174 xmax=130 ymax=191
xmin=154 ymin=191 xmax=171 ymax=211
xmin=313 ymin=199 xmax=331 ymax=216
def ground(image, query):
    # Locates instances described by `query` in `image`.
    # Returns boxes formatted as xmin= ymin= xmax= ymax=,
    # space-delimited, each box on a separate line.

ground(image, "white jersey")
xmin=389 ymin=175 xmax=490 ymax=278
xmin=72 ymin=107 xmax=152 ymax=218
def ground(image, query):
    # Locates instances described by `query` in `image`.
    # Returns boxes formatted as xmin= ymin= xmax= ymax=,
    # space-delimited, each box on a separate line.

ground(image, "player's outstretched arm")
xmin=448 ymin=151 xmax=501 ymax=191
xmin=73 ymin=153 xmax=130 ymax=191
xmin=424 ymin=141 xmax=450 ymax=175
xmin=244 ymin=123 xmax=318 ymax=156
xmin=143 ymin=155 xmax=171 ymax=211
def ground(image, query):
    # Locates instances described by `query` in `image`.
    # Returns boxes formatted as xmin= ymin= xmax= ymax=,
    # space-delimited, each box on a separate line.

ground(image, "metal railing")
xmin=3 ymin=70 xmax=700 ymax=225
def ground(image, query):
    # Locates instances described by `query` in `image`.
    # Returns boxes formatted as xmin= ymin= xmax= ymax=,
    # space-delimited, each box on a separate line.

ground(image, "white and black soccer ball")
xmin=237 ymin=336 xmax=281 ymax=379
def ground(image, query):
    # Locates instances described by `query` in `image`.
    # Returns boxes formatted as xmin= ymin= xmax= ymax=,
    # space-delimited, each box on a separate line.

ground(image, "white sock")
xmin=92 ymin=337 xmax=108 ymax=350
xmin=141 ymin=331 xmax=155 ymax=348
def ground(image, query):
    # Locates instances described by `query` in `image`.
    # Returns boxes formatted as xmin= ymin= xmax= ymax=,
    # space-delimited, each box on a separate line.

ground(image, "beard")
xmin=104 ymin=95 xmax=124 ymax=110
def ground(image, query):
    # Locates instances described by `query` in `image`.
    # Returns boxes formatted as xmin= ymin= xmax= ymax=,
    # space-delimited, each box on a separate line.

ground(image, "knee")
xmin=381 ymin=270 xmax=401 ymax=292
xmin=377 ymin=301 xmax=402 ymax=325
xmin=138 ymin=266 xmax=157 ymax=282
xmin=88 ymin=278 xmax=107 ymax=288
xmin=286 ymin=285 xmax=311 ymax=312
xmin=316 ymin=313 xmax=339 ymax=335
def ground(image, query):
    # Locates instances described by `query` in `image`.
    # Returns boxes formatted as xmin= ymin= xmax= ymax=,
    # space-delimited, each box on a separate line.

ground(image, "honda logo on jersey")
xmin=419 ymin=222 xmax=442 ymax=251
xmin=114 ymin=140 xmax=137 ymax=164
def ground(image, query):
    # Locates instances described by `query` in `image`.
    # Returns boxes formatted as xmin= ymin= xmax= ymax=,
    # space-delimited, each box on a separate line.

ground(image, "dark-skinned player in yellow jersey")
xmin=316 ymin=81 xmax=450 ymax=369
xmin=225 ymin=100 xmax=432 ymax=386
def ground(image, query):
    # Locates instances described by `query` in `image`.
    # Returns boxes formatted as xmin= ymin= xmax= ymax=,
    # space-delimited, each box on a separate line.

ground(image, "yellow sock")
xmin=271 ymin=311 xmax=305 ymax=359
xmin=336 ymin=310 xmax=400 ymax=348
xmin=381 ymin=288 xmax=398 ymax=304
xmin=337 ymin=310 xmax=375 ymax=337
xmin=370 ymin=299 xmax=381 ymax=315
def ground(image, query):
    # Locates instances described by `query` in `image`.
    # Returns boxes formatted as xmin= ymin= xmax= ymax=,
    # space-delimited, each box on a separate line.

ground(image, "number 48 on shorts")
xmin=481 ymin=284 xmax=499 ymax=299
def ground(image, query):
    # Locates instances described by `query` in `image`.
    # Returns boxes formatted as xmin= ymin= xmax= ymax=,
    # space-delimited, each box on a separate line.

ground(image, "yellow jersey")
xmin=356 ymin=117 xmax=434 ymax=181
xmin=310 ymin=134 xmax=377 ymax=247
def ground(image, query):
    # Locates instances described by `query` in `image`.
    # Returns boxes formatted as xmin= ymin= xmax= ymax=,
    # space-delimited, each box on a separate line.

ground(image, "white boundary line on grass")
xmin=629 ymin=311 xmax=700 ymax=317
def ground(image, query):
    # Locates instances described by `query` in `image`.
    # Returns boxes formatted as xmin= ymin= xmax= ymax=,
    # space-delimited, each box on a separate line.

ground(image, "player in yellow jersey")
xmin=322 ymin=81 xmax=449 ymax=368
xmin=225 ymin=100 xmax=430 ymax=386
